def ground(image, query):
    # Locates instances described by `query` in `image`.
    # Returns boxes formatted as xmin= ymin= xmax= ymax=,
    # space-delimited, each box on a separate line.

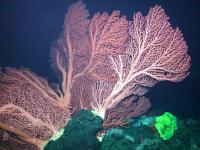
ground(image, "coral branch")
xmin=87 ymin=10 xmax=128 ymax=81
xmin=103 ymin=96 xmax=151 ymax=128
xmin=83 ymin=5 xmax=190 ymax=126
xmin=127 ymin=5 xmax=191 ymax=82
xmin=51 ymin=1 xmax=91 ymax=107
xmin=0 ymin=68 xmax=70 ymax=147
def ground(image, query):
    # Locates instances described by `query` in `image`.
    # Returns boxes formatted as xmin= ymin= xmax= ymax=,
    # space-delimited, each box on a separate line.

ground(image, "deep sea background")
xmin=0 ymin=0 xmax=199 ymax=119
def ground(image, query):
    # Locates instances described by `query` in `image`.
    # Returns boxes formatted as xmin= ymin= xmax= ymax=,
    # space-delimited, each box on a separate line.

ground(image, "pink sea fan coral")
xmin=0 ymin=68 xmax=70 ymax=147
xmin=0 ymin=1 xmax=191 ymax=148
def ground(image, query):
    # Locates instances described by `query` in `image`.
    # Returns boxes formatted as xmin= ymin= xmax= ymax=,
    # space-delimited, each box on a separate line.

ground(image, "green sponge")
xmin=155 ymin=112 xmax=177 ymax=140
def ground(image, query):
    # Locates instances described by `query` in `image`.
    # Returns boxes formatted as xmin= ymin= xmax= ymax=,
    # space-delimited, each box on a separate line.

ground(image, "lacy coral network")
xmin=0 ymin=1 xmax=190 ymax=149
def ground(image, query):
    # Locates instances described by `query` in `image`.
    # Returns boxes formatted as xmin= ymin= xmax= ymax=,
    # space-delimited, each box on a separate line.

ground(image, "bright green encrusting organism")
xmin=155 ymin=112 xmax=177 ymax=140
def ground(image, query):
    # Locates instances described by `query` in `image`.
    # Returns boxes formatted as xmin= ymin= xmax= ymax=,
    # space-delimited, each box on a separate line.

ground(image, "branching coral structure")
xmin=64 ymin=2 xmax=190 ymax=128
xmin=0 ymin=1 xmax=190 ymax=148
xmin=0 ymin=68 xmax=70 ymax=148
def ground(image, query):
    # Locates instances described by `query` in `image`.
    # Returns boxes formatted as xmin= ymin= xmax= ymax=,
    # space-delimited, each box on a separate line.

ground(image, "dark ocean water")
xmin=0 ymin=0 xmax=199 ymax=119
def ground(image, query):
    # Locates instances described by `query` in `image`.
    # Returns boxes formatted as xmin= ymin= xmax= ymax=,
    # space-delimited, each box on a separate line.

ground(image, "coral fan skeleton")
xmin=0 ymin=1 xmax=190 ymax=149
